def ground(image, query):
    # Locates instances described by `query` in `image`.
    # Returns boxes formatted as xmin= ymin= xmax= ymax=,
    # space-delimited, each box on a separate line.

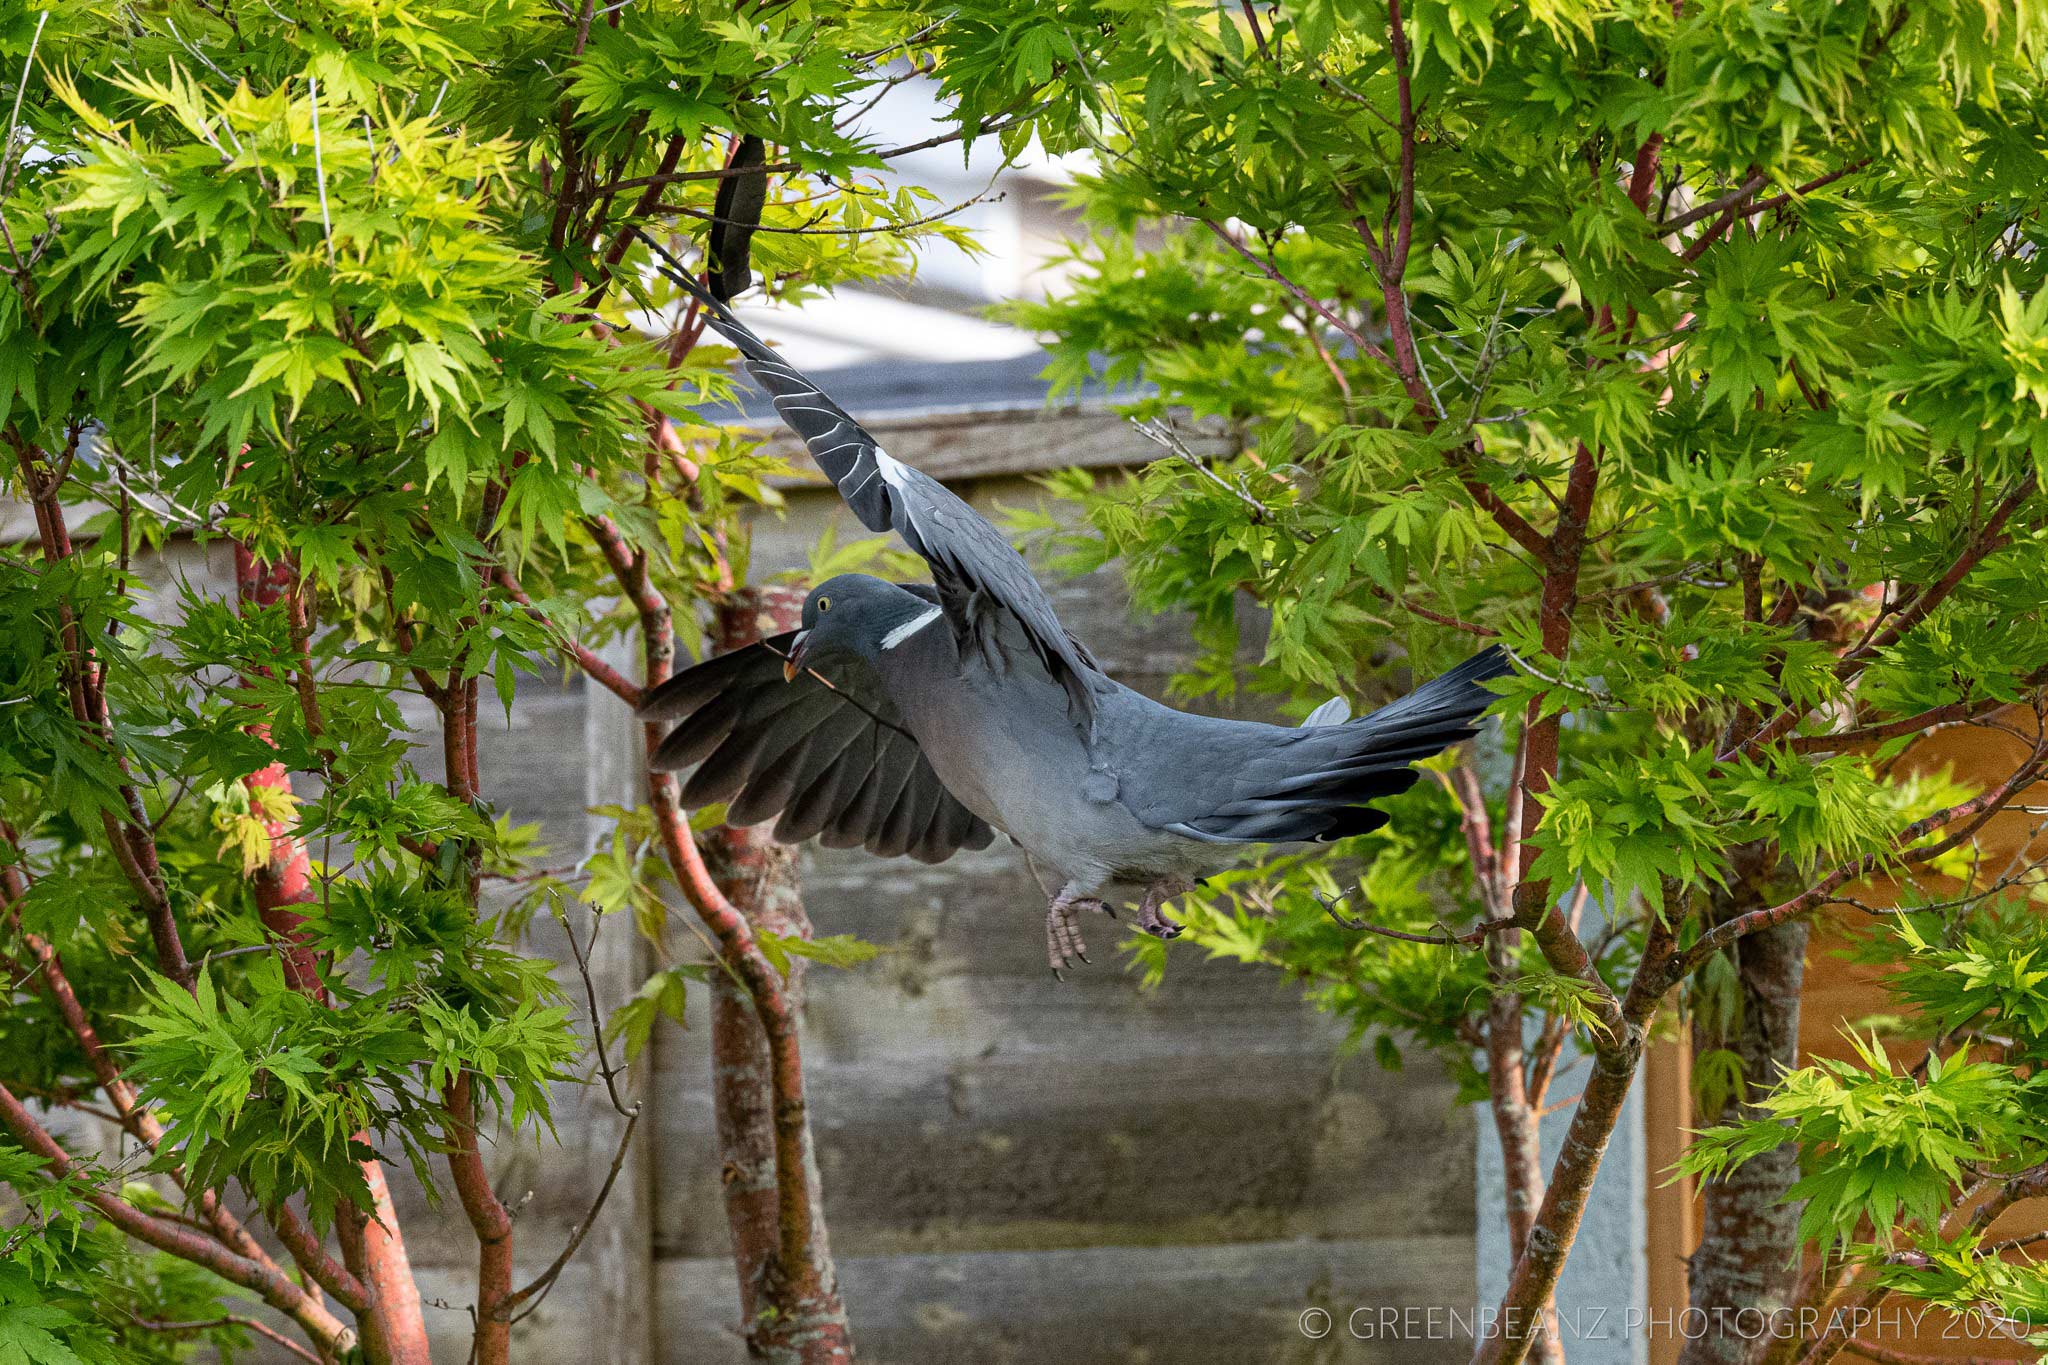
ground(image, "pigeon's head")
xmin=783 ymin=574 xmax=934 ymax=682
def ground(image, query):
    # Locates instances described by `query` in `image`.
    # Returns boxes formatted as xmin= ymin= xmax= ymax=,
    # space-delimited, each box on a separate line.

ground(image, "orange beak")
xmin=782 ymin=630 xmax=809 ymax=683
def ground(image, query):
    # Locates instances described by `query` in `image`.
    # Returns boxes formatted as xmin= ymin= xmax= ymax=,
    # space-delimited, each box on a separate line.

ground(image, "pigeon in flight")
xmin=633 ymin=236 xmax=1512 ymax=973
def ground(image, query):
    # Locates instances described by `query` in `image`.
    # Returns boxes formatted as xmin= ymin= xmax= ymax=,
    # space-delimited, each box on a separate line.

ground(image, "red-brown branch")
xmin=2 ymin=523 xmax=367 ymax=1341
xmin=0 ymin=1079 xmax=357 ymax=1353
xmin=692 ymin=590 xmax=852 ymax=1359
xmin=273 ymin=1200 xmax=371 ymax=1314
xmin=444 ymin=1072 xmax=514 ymax=1365
xmin=234 ymin=546 xmax=327 ymax=997
xmin=1201 ymin=217 xmax=1396 ymax=371
xmin=1729 ymin=477 xmax=2036 ymax=762
xmin=1474 ymin=921 xmax=1675 ymax=1365
xmin=128 ymin=1314 xmax=324 ymax=1365
xmin=1471 ymin=128 xmax=1685 ymax=1365
xmin=493 ymin=565 xmax=644 ymax=706
xmin=7 ymin=918 xmax=295 ymax=1276
xmin=11 ymin=437 xmax=191 ymax=988
xmin=1781 ymin=695 xmax=2016 ymax=754
xmin=1844 ymin=472 xmax=2036 ymax=667
xmin=580 ymin=512 xmax=842 ymax=1331
xmin=1674 ymin=742 xmax=2048 ymax=979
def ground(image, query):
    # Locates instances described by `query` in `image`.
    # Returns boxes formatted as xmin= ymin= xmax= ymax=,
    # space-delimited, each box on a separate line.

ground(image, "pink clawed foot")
xmin=1134 ymin=878 xmax=1195 ymax=940
xmin=1045 ymin=892 xmax=1112 ymax=978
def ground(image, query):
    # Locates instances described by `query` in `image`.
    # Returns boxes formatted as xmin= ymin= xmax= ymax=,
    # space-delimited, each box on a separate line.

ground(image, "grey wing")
xmin=634 ymin=230 xmax=1101 ymax=723
xmin=637 ymin=632 xmax=997 ymax=865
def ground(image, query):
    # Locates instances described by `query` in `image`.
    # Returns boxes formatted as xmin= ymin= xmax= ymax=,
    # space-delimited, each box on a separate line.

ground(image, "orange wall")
xmin=1647 ymin=712 xmax=2048 ymax=1364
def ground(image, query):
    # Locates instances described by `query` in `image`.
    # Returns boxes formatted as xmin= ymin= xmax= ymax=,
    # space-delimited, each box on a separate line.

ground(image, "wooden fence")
xmin=9 ymin=398 xmax=1481 ymax=1363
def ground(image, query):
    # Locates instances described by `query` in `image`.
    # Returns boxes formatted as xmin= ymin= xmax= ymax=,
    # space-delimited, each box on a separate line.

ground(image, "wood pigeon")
xmin=633 ymin=234 xmax=1512 ymax=973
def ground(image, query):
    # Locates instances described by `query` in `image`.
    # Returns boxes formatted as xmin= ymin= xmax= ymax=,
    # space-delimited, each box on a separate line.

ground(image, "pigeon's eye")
xmin=817 ymin=596 xmax=832 ymax=613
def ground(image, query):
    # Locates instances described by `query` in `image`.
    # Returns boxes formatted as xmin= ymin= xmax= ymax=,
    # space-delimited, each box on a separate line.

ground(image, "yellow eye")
xmin=817 ymin=596 xmax=832 ymax=613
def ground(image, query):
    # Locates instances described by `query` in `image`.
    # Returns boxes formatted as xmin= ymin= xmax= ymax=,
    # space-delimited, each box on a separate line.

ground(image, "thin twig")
xmin=1130 ymin=417 xmax=1272 ymax=524
xmin=0 ymin=10 xmax=48 ymax=204
xmin=1315 ymin=888 xmax=1517 ymax=947
xmin=1202 ymin=218 xmax=1397 ymax=372
xmin=307 ymin=77 xmax=336 ymax=264
xmin=125 ymin=1314 xmax=322 ymax=1365
xmin=500 ymin=910 xmax=640 ymax=1323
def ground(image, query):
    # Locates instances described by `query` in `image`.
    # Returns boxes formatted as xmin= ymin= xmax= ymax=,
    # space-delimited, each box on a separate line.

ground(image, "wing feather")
xmin=634 ymin=230 xmax=1101 ymax=724
xmin=638 ymin=636 xmax=994 ymax=863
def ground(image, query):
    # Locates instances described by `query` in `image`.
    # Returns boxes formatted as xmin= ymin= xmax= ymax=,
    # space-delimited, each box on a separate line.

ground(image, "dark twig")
xmin=1316 ymin=889 xmax=1517 ymax=947
xmin=125 ymin=1314 xmax=322 ymax=1365
xmin=498 ymin=910 xmax=639 ymax=1323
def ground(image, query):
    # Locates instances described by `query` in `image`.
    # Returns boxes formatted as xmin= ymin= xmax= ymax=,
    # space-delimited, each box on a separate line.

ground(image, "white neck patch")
xmin=881 ymin=605 xmax=943 ymax=651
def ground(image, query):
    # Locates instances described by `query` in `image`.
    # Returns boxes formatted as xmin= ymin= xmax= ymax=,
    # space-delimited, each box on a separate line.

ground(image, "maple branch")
xmin=1843 ymin=471 xmax=2037 ymax=666
xmin=499 ymin=911 xmax=640 ymax=1324
xmin=1657 ymin=172 xmax=1769 ymax=234
xmin=128 ymin=1315 xmax=324 ymax=1365
xmin=235 ymin=545 xmax=430 ymax=1360
xmin=444 ymin=1072 xmax=514 ymax=1365
xmin=1201 ymin=217 xmax=1395 ymax=369
xmin=10 ymin=436 xmax=191 ymax=989
xmin=1317 ymin=888 xmax=1518 ymax=945
xmin=0 ymin=1079 xmax=356 ymax=1353
xmin=1734 ymin=472 xmax=2038 ymax=759
xmin=1781 ymin=694 xmax=2021 ymax=754
xmin=272 ymin=1200 xmax=371 ymax=1314
xmin=579 ymin=511 xmax=839 ymax=1319
xmin=1674 ymin=740 xmax=2048 ymax=979
xmin=493 ymin=565 xmax=644 ymax=707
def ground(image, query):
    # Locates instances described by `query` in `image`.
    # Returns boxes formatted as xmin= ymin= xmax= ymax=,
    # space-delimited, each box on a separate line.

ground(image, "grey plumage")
xmin=642 ymin=605 xmax=997 ymax=865
xmin=632 ymin=233 xmax=1511 ymax=968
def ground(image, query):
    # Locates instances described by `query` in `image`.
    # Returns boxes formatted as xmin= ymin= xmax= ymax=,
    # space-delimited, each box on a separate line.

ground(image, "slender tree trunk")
xmin=345 ymin=1162 xmax=433 ymax=1365
xmin=1680 ymin=851 xmax=1809 ymax=1365
xmin=703 ymin=588 xmax=853 ymax=1364
xmin=1485 ymin=942 xmax=1565 ymax=1365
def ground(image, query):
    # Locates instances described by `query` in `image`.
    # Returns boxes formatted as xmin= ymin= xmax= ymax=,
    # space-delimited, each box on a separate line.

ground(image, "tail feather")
xmin=1172 ymin=645 xmax=1511 ymax=844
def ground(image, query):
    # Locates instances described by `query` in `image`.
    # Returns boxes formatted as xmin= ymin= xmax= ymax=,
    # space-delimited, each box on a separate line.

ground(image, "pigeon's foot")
xmin=1134 ymin=877 xmax=1196 ymax=941
xmin=1045 ymin=892 xmax=1111 ymax=977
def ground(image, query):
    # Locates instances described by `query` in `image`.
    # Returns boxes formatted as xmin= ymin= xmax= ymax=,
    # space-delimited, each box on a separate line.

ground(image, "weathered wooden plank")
xmin=657 ymin=1236 xmax=1477 ymax=1364
xmin=740 ymin=406 xmax=1239 ymax=488
xmin=575 ymin=639 xmax=657 ymax=1363
xmin=654 ymin=1030 xmax=1474 ymax=1261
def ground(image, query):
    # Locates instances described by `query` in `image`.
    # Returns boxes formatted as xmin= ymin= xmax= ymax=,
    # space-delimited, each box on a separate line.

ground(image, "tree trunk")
xmin=1485 ymin=888 xmax=1564 ymax=1365
xmin=1679 ymin=852 xmax=1808 ymax=1365
xmin=704 ymin=587 xmax=853 ymax=1364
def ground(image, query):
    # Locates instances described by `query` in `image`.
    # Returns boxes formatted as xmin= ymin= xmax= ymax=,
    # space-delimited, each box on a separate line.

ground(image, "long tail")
xmin=1172 ymin=645 xmax=1514 ymax=844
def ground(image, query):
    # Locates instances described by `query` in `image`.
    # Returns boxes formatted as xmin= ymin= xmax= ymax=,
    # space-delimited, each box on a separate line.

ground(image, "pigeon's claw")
xmin=1136 ymin=904 xmax=1183 ymax=939
xmin=1045 ymin=893 xmax=1109 ymax=975
xmin=1134 ymin=877 xmax=1196 ymax=941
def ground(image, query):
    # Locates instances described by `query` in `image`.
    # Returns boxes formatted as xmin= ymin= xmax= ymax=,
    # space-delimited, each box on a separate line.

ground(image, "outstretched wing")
xmin=634 ymin=230 xmax=1101 ymax=724
xmin=638 ymin=632 xmax=997 ymax=865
